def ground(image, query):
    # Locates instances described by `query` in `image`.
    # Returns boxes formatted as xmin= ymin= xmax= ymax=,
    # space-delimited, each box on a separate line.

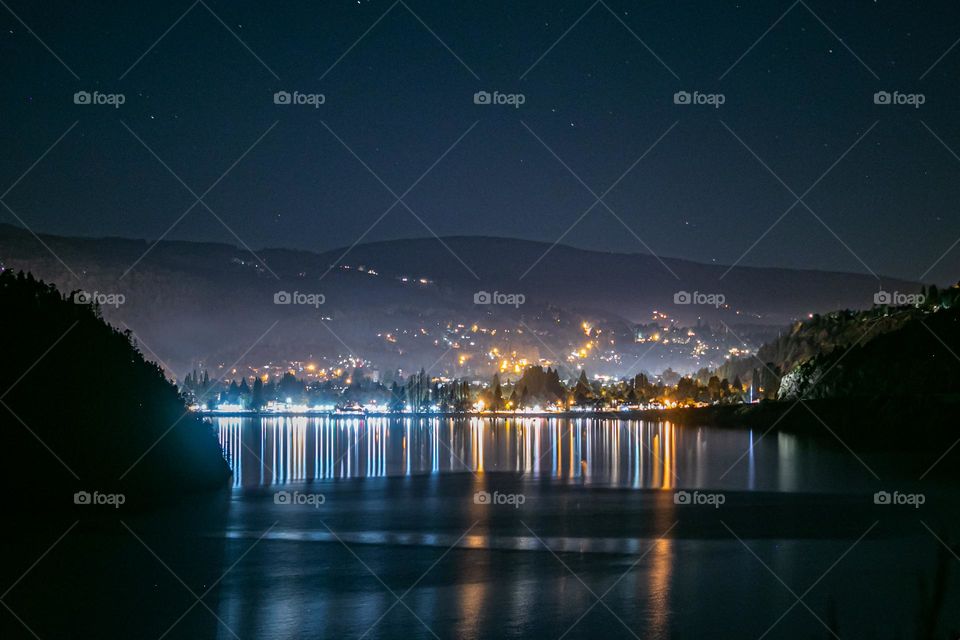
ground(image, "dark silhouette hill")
xmin=716 ymin=305 xmax=930 ymax=388
xmin=0 ymin=270 xmax=230 ymax=508
xmin=778 ymin=302 xmax=960 ymax=400
xmin=711 ymin=284 xmax=960 ymax=400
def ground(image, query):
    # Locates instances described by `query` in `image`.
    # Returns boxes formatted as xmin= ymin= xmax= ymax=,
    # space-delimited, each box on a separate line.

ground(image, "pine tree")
xmin=251 ymin=377 xmax=264 ymax=411
xmin=492 ymin=373 xmax=503 ymax=411
xmin=573 ymin=370 xmax=593 ymax=406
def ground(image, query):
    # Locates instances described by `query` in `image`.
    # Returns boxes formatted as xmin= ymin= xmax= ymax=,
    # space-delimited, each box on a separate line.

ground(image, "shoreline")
xmin=201 ymin=408 xmax=674 ymax=419
xmin=201 ymin=395 xmax=960 ymax=453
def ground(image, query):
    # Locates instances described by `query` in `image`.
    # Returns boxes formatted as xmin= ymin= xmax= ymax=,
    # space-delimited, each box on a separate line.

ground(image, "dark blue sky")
xmin=2 ymin=0 xmax=960 ymax=282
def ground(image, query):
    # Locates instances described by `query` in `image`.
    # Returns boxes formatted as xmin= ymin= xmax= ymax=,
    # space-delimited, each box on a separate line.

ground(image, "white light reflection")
xmin=219 ymin=415 xmax=685 ymax=488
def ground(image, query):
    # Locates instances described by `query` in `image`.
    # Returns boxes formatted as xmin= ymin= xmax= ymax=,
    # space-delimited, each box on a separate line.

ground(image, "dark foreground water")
xmin=4 ymin=417 xmax=959 ymax=639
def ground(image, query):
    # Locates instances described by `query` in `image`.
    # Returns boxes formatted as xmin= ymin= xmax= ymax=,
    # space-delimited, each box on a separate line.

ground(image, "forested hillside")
xmin=1 ymin=270 xmax=229 ymax=505
xmin=716 ymin=284 xmax=960 ymax=398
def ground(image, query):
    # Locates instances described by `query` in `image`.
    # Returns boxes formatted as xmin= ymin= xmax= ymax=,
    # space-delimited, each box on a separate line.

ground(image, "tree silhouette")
xmin=1 ymin=271 xmax=229 ymax=506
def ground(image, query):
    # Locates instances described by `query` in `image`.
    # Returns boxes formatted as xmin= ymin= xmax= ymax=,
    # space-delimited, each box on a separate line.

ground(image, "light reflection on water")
xmin=218 ymin=416 xmax=685 ymax=489
xmin=203 ymin=417 xmax=953 ymax=639
xmin=215 ymin=416 xmax=823 ymax=491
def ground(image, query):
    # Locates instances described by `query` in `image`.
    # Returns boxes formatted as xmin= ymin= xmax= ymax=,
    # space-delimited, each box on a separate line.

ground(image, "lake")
xmin=4 ymin=416 xmax=958 ymax=639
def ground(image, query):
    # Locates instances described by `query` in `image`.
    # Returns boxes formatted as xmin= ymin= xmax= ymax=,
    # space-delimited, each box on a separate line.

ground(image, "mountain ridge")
xmin=0 ymin=223 xmax=923 ymax=377
xmin=0 ymin=222 xmax=922 ymax=282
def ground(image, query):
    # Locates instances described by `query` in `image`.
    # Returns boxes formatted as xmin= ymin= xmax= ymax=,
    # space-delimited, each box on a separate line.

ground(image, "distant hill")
xmin=716 ymin=306 xmax=929 ymax=388
xmin=0 ymin=271 xmax=229 ymax=506
xmin=680 ymin=296 xmax=960 ymax=455
xmin=0 ymin=223 xmax=920 ymax=377
xmin=710 ymin=283 xmax=960 ymax=400
xmin=778 ymin=301 xmax=960 ymax=400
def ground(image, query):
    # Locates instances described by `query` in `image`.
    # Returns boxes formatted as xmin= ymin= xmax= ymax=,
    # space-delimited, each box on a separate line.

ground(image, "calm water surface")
xmin=4 ymin=417 xmax=958 ymax=640
xmin=217 ymin=416 xmax=919 ymax=492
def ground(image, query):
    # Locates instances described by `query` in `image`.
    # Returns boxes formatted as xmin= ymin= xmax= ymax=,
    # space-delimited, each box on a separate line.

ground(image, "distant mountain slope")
xmin=307 ymin=235 xmax=916 ymax=323
xmin=0 ymin=223 xmax=920 ymax=376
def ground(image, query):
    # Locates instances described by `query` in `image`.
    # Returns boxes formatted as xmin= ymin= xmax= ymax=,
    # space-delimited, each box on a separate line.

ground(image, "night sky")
xmin=3 ymin=0 xmax=960 ymax=283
